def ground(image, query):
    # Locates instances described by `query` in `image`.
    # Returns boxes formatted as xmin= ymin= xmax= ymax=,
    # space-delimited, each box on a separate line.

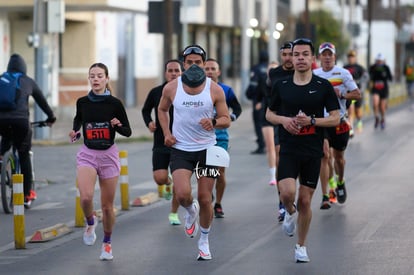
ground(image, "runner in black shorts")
xmin=257 ymin=61 xmax=279 ymax=186
xmin=344 ymin=50 xmax=369 ymax=135
xmin=369 ymin=53 xmax=393 ymax=129
xmin=314 ymin=42 xmax=361 ymax=209
xmin=142 ymin=59 xmax=182 ymax=225
xmin=158 ymin=44 xmax=231 ymax=261
xmin=265 ymin=41 xmax=295 ymax=222
xmin=266 ymin=38 xmax=340 ymax=263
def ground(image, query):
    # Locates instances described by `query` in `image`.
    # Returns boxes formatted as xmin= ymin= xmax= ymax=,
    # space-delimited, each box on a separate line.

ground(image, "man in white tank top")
xmin=158 ymin=45 xmax=230 ymax=261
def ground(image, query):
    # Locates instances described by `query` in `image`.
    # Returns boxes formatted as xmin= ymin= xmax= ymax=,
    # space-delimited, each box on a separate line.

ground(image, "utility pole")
xmin=268 ymin=0 xmax=277 ymax=63
xmin=241 ymin=0 xmax=252 ymax=104
xmin=164 ymin=0 xmax=173 ymax=61
xmin=33 ymin=0 xmax=49 ymax=139
xmin=304 ymin=0 xmax=310 ymax=38
xmin=395 ymin=0 xmax=402 ymax=81
xmin=367 ymin=0 xmax=372 ymax=69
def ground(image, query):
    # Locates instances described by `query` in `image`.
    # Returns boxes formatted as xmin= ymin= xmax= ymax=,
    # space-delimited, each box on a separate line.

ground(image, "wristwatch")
xmin=212 ymin=118 xmax=217 ymax=126
xmin=310 ymin=116 xmax=316 ymax=126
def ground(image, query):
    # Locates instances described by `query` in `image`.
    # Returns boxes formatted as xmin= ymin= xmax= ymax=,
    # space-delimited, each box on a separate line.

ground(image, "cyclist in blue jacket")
xmin=0 ymin=53 xmax=56 ymax=206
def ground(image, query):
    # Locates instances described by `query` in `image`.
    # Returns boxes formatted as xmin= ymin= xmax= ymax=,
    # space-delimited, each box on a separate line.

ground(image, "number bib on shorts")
xmin=297 ymin=125 xmax=316 ymax=136
xmin=84 ymin=121 xmax=113 ymax=150
xmin=335 ymin=121 xmax=351 ymax=135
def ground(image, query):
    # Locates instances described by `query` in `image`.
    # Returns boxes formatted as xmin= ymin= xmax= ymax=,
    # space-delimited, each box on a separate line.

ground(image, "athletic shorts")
xmin=170 ymin=148 xmax=219 ymax=179
xmin=152 ymin=150 xmax=171 ymax=171
xmin=353 ymin=98 xmax=363 ymax=108
xmin=371 ymin=88 xmax=389 ymax=99
xmin=326 ymin=125 xmax=350 ymax=151
xmin=277 ymin=153 xmax=321 ymax=189
xmin=216 ymin=139 xmax=229 ymax=151
xmin=77 ymin=144 xmax=120 ymax=179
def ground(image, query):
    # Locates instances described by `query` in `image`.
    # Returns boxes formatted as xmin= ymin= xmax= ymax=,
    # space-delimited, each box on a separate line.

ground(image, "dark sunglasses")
xmin=292 ymin=38 xmax=314 ymax=54
xmin=182 ymin=46 xmax=206 ymax=60
xmin=280 ymin=42 xmax=293 ymax=51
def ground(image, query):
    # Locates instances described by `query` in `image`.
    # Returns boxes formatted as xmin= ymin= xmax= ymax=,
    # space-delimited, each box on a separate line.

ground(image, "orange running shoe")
xmin=329 ymin=189 xmax=337 ymax=204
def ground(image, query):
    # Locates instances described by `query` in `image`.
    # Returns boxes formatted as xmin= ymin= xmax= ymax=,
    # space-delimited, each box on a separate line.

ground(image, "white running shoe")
xmin=184 ymin=199 xmax=199 ymax=238
xmin=83 ymin=215 xmax=98 ymax=246
xmin=100 ymin=243 xmax=114 ymax=261
xmin=197 ymin=239 xmax=212 ymax=261
xmin=283 ymin=211 xmax=296 ymax=237
xmin=295 ymin=244 xmax=310 ymax=263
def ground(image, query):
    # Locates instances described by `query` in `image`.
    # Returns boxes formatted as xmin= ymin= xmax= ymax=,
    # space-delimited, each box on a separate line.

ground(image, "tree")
xmin=310 ymin=9 xmax=350 ymax=57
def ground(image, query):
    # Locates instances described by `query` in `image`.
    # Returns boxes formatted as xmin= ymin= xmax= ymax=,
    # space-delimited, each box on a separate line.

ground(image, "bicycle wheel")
xmin=1 ymin=151 xmax=15 ymax=214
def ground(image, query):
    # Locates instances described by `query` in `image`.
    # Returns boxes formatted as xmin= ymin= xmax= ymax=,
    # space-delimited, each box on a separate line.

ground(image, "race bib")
xmin=84 ymin=122 xmax=112 ymax=150
xmin=336 ymin=121 xmax=351 ymax=135
xmin=297 ymin=125 xmax=316 ymax=136
xmin=374 ymin=81 xmax=385 ymax=90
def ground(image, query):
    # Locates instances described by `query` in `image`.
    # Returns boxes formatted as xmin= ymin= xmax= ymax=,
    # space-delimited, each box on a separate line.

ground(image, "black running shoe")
xmin=277 ymin=202 xmax=286 ymax=222
xmin=320 ymin=195 xmax=331 ymax=210
xmin=374 ymin=117 xmax=380 ymax=129
xmin=214 ymin=203 xmax=224 ymax=218
xmin=336 ymin=183 xmax=347 ymax=204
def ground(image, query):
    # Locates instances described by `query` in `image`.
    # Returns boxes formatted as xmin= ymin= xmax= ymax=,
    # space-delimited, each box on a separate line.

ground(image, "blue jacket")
xmin=215 ymin=82 xmax=242 ymax=141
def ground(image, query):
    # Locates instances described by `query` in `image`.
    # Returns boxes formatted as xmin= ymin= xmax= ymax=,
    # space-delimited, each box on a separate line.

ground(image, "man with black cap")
xmin=158 ymin=44 xmax=230 ymax=261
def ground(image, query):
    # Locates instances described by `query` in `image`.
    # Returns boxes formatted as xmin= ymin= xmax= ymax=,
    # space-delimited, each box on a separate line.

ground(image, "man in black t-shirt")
xmin=245 ymin=51 xmax=268 ymax=154
xmin=266 ymin=38 xmax=340 ymax=263
xmin=369 ymin=53 xmax=393 ymax=129
xmin=344 ymin=50 xmax=368 ymax=134
xmin=265 ymin=41 xmax=295 ymax=223
xmin=142 ymin=59 xmax=182 ymax=226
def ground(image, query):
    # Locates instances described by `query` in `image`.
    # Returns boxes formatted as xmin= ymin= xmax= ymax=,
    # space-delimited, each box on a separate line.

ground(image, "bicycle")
xmin=1 ymin=120 xmax=49 ymax=214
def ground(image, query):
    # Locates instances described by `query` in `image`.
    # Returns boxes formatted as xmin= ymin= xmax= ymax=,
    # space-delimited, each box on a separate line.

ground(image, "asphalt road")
xmin=0 ymin=104 xmax=413 ymax=275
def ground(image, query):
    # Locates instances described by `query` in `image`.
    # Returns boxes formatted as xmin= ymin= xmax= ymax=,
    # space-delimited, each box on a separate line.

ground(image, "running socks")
xmin=86 ymin=215 xmax=95 ymax=226
xmin=328 ymin=177 xmax=337 ymax=189
xmin=103 ymin=231 xmax=112 ymax=243
xmin=269 ymin=167 xmax=276 ymax=182
xmin=200 ymin=226 xmax=210 ymax=242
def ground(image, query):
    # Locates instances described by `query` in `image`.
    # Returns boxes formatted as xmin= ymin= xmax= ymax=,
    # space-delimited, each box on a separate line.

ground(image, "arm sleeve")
xmin=141 ymin=90 xmax=155 ymax=127
xmin=227 ymin=88 xmax=242 ymax=120
xmin=72 ymin=99 xmax=82 ymax=132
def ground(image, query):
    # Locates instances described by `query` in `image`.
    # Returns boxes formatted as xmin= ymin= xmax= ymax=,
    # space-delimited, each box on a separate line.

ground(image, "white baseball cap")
xmin=376 ymin=53 xmax=385 ymax=61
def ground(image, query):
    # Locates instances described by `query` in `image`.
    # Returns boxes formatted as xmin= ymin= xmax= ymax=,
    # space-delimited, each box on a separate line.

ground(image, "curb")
xmin=29 ymin=223 xmax=72 ymax=243
xmin=131 ymin=192 xmax=160 ymax=207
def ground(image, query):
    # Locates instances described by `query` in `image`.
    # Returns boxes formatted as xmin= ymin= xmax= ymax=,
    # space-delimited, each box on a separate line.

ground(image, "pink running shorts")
xmin=76 ymin=144 xmax=120 ymax=179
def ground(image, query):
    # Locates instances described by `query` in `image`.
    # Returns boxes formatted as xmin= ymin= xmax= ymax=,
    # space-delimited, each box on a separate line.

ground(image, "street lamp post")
xmin=268 ymin=0 xmax=277 ymax=62
xmin=33 ymin=0 xmax=49 ymax=139
xmin=241 ymin=0 xmax=252 ymax=103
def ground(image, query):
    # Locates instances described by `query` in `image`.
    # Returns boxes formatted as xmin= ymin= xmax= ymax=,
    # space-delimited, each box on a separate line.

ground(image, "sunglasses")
xmin=292 ymin=38 xmax=315 ymax=54
xmin=280 ymin=42 xmax=293 ymax=51
xmin=319 ymin=42 xmax=335 ymax=50
xmin=182 ymin=46 xmax=206 ymax=60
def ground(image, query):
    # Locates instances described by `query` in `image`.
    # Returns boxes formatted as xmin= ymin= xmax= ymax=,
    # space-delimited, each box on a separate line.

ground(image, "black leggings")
xmin=0 ymin=119 xmax=33 ymax=196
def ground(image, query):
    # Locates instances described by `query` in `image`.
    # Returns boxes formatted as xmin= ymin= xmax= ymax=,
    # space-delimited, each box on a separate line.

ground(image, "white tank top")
xmin=172 ymin=77 xmax=216 ymax=151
